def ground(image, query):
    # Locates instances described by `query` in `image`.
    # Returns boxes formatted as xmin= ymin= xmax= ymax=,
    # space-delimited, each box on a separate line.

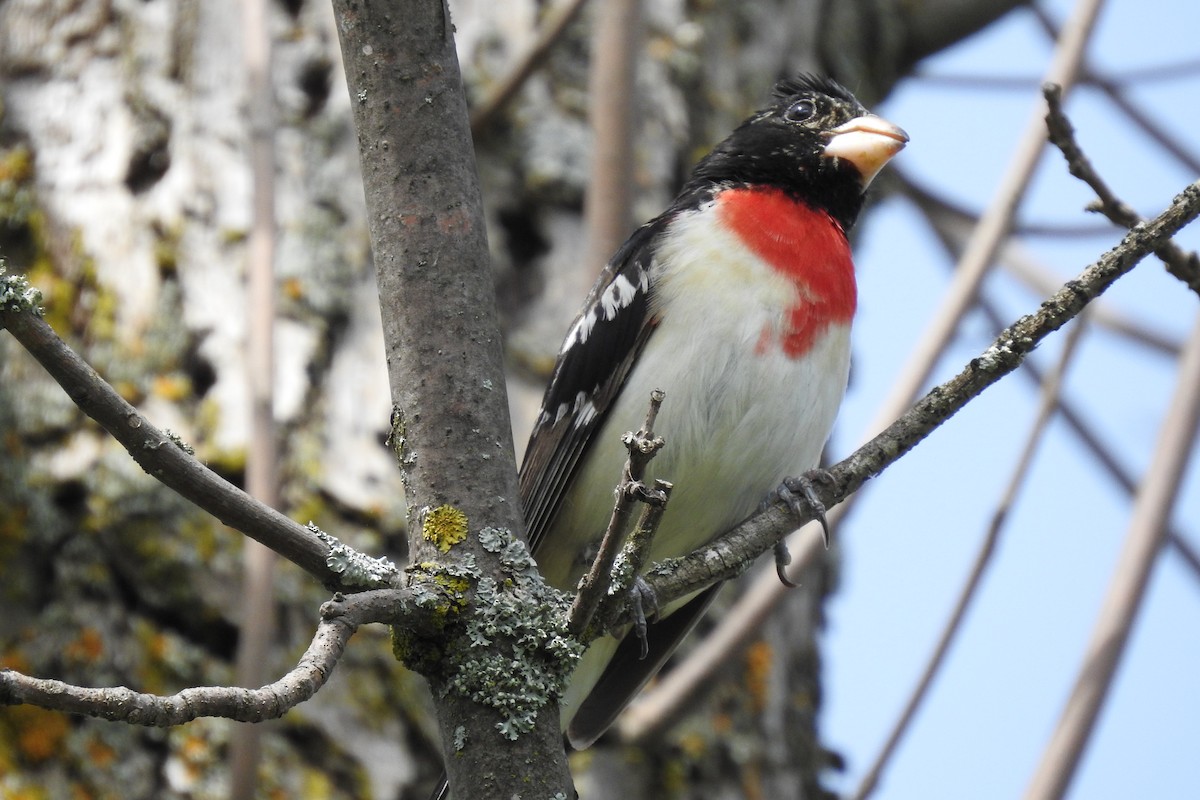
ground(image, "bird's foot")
xmin=760 ymin=469 xmax=833 ymax=576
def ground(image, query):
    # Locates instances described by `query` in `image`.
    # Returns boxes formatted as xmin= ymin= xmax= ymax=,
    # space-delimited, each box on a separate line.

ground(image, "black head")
xmin=682 ymin=75 xmax=907 ymax=231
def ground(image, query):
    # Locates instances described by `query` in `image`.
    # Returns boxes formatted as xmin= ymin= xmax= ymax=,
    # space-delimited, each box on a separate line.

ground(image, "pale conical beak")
xmin=823 ymin=114 xmax=909 ymax=188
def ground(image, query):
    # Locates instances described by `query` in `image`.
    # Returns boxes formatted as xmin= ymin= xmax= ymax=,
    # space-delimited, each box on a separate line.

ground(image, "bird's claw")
xmin=763 ymin=469 xmax=832 ymax=549
xmin=629 ymin=577 xmax=659 ymax=659
xmin=774 ymin=540 xmax=799 ymax=587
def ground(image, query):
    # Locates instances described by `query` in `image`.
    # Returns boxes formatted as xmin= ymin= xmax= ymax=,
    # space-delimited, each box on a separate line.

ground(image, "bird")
xmin=521 ymin=73 xmax=906 ymax=748
xmin=431 ymin=74 xmax=905 ymax=798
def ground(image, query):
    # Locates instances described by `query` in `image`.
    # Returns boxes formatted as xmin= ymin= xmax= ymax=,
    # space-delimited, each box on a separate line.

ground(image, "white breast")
xmin=539 ymin=203 xmax=853 ymax=588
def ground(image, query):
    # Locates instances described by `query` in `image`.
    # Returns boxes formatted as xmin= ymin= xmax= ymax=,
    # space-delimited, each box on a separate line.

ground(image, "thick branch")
xmin=642 ymin=179 xmax=1200 ymax=609
xmin=330 ymin=0 xmax=568 ymax=796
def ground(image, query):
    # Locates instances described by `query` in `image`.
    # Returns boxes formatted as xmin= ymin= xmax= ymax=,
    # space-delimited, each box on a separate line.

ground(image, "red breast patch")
xmin=716 ymin=187 xmax=856 ymax=357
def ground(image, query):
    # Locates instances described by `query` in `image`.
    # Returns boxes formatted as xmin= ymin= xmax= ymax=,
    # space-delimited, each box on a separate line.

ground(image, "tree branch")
xmin=329 ymin=0 xmax=571 ymax=795
xmin=850 ymin=309 xmax=1092 ymax=800
xmin=869 ymin=0 xmax=1102 ymax=471
xmin=469 ymin=0 xmax=592 ymax=136
xmin=567 ymin=390 xmax=668 ymax=639
xmin=1024 ymin=311 xmax=1200 ymax=800
xmin=0 ymin=590 xmax=413 ymax=724
xmin=1043 ymin=83 xmax=1200 ymax=296
xmin=0 ymin=301 xmax=355 ymax=590
xmin=907 ymin=179 xmax=1200 ymax=583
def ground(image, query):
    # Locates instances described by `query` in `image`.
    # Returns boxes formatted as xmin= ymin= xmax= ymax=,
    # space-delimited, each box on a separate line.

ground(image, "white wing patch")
xmin=600 ymin=273 xmax=639 ymax=320
xmin=566 ymin=309 xmax=599 ymax=346
xmin=573 ymin=394 xmax=598 ymax=428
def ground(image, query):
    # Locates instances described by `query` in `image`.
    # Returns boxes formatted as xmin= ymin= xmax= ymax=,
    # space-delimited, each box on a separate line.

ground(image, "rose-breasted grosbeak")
xmin=521 ymin=74 xmax=906 ymax=749
xmin=432 ymin=74 xmax=904 ymax=798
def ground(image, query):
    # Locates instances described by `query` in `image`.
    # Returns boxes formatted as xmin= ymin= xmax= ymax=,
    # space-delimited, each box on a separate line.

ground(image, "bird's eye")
xmin=784 ymin=100 xmax=816 ymax=122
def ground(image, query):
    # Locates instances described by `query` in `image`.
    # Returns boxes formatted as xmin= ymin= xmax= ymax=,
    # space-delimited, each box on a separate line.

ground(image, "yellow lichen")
xmin=5 ymin=706 xmax=69 ymax=763
xmin=422 ymin=505 xmax=468 ymax=553
xmin=151 ymin=373 xmax=192 ymax=402
xmin=63 ymin=628 xmax=105 ymax=666
xmin=744 ymin=639 xmax=773 ymax=713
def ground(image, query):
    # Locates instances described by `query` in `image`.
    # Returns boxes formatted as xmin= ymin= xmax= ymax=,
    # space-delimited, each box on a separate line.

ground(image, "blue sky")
xmin=822 ymin=1 xmax=1200 ymax=798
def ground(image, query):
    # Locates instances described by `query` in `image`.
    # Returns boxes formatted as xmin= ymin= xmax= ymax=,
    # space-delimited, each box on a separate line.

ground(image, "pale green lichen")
xmin=0 ymin=261 xmax=43 ymax=315
xmin=308 ymin=522 xmax=398 ymax=588
xmin=390 ymin=558 xmax=479 ymax=672
xmin=441 ymin=527 xmax=583 ymax=740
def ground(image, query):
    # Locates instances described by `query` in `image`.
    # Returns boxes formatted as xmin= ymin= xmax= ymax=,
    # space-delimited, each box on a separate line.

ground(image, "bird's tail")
xmin=427 ymin=774 xmax=449 ymax=800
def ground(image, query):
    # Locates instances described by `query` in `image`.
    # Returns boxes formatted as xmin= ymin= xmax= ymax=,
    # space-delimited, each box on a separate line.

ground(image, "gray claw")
xmin=774 ymin=540 xmax=799 ymax=588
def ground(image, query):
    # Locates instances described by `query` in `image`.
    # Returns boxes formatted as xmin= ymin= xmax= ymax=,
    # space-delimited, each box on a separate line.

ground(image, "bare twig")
xmin=567 ymin=390 xmax=669 ymax=638
xmin=1025 ymin=311 xmax=1200 ymax=800
xmin=1031 ymin=6 xmax=1200 ymax=177
xmin=899 ymin=170 xmax=1182 ymax=357
xmin=1044 ymin=83 xmax=1200 ymax=295
xmin=469 ymin=0 xmax=592 ymax=136
xmin=850 ymin=311 xmax=1092 ymax=800
xmin=0 ymin=591 xmax=403 ymax=724
xmin=908 ymin=171 xmax=1200 ymax=583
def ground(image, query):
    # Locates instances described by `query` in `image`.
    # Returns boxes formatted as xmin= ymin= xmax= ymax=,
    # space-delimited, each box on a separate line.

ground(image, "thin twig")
xmin=912 ymin=180 xmax=1200 ymax=583
xmin=1043 ymin=83 xmax=1200 ymax=295
xmin=870 ymin=0 xmax=1104 ymax=457
xmin=0 ymin=591 xmax=402 ymax=724
xmin=900 ymin=169 xmax=1182 ymax=357
xmin=1031 ymin=6 xmax=1200 ymax=177
xmin=567 ymin=390 xmax=669 ymax=638
xmin=1024 ymin=310 xmax=1200 ymax=800
xmin=469 ymin=0 xmax=592 ymax=136
xmin=850 ymin=311 xmax=1093 ymax=800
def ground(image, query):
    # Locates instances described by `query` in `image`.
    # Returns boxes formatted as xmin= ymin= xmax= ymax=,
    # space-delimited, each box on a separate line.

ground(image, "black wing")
xmin=519 ymin=216 xmax=668 ymax=555
xmin=566 ymin=585 xmax=722 ymax=748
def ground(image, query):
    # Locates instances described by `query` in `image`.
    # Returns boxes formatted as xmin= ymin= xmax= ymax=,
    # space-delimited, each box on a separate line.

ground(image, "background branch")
xmin=230 ymin=0 xmax=280 ymax=791
xmin=850 ymin=310 xmax=1092 ymax=800
xmin=469 ymin=0 xmax=592 ymax=136
xmin=1043 ymin=83 xmax=1200 ymax=294
xmin=1024 ymin=310 xmax=1200 ymax=800
xmin=0 ymin=307 xmax=344 ymax=588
